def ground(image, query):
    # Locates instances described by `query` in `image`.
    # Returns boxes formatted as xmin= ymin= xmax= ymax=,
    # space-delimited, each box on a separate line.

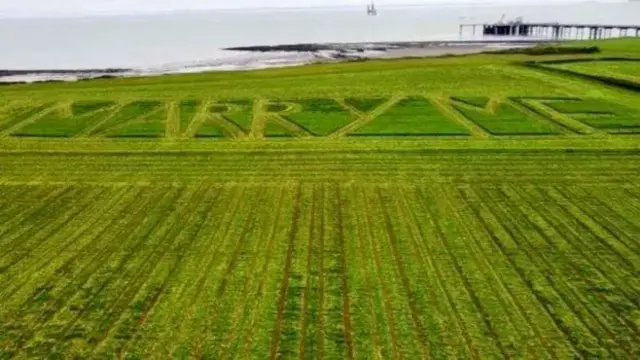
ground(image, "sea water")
xmin=0 ymin=2 xmax=639 ymax=72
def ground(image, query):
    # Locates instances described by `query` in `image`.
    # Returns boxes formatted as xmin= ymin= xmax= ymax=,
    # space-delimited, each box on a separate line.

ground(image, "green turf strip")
xmin=350 ymin=97 xmax=470 ymax=136
xmin=211 ymin=101 xmax=253 ymax=132
xmin=451 ymin=96 xmax=490 ymax=108
xmin=179 ymin=100 xmax=201 ymax=133
xmin=105 ymin=104 xmax=167 ymax=138
xmin=542 ymin=99 xmax=634 ymax=115
xmin=344 ymin=97 xmax=387 ymax=112
xmin=455 ymin=102 xmax=560 ymax=135
xmin=105 ymin=121 xmax=166 ymax=138
xmin=14 ymin=114 xmax=95 ymax=137
xmin=266 ymin=103 xmax=289 ymax=113
xmin=194 ymin=120 xmax=226 ymax=138
xmin=285 ymin=99 xmax=353 ymax=136
xmin=13 ymin=102 xmax=116 ymax=137
xmin=264 ymin=119 xmax=295 ymax=137
xmin=71 ymin=101 xmax=115 ymax=117
xmin=92 ymin=101 xmax=163 ymax=136
xmin=0 ymin=103 xmax=54 ymax=132
xmin=542 ymin=99 xmax=640 ymax=130
xmin=555 ymin=60 xmax=640 ymax=82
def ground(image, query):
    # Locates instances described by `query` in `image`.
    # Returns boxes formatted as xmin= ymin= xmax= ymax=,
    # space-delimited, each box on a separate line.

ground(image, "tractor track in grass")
xmin=0 ymin=187 xmax=105 ymax=279
xmin=376 ymin=187 xmax=430 ymax=358
xmin=220 ymin=187 xmax=287 ymax=360
xmin=395 ymin=186 xmax=474 ymax=358
xmin=298 ymin=185 xmax=318 ymax=360
xmin=473 ymin=185 xmax=590 ymax=357
xmin=209 ymin=189 xmax=278 ymax=357
xmin=167 ymin=185 xmax=246 ymax=357
xmin=109 ymin=186 xmax=223 ymax=358
xmin=499 ymin=185 xmax=628 ymax=358
xmin=1 ymin=187 xmax=163 ymax=353
xmin=269 ymin=184 xmax=303 ymax=360
xmin=100 ymin=187 xmax=222 ymax=358
xmin=335 ymin=185 xmax=355 ymax=360
xmin=36 ymin=188 xmax=186 ymax=356
xmin=417 ymin=186 xmax=504 ymax=358
xmin=199 ymin=188 xmax=270 ymax=356
xmin=0 ymin=187 xmax=123 ymax=301
xmin=449 ymin=186 xmax=551 ymax=358
xmin=348 ymin=185 xmax=386 ymax=360
xmin=459 ymin=185 xmax=577 ymax=358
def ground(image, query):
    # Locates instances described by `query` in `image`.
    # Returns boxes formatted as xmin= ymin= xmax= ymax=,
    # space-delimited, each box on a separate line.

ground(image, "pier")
xmin=459 ymin=22 xmax=640 ymax=40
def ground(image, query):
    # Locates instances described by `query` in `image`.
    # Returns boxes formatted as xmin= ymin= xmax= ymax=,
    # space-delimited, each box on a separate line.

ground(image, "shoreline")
xmin=223 ymin=39 xmax=553 ymax=53
xmin=0 ymin=39 xmax=554 ymax=85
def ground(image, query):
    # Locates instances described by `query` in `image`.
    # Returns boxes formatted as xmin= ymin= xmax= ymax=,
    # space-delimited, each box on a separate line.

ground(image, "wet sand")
xmin=0 ymin=40 xmax=552 ymax=84
xmin=227 ymin=39 xmax=549 ymax=60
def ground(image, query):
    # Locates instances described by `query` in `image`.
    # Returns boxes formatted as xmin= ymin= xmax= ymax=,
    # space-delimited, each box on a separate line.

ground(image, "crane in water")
xmin=367 ymin=1 xmax=377 ymax=16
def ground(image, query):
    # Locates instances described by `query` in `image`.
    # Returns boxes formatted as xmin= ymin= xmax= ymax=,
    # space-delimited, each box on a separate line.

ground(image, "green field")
xmin=552 ymin=60 xmax=640 ymax=83
xmin=0 ymin=38 xmax=639 ymax=359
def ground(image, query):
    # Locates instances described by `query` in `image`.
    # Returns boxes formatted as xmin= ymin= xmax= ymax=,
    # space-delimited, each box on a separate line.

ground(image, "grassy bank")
xmin=0 ymin=38 xmax=639 ymax=359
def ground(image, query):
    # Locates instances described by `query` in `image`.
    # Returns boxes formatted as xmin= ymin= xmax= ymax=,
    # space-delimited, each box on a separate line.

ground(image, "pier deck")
xmin=460 ymin=22 xmax=640 ymax=40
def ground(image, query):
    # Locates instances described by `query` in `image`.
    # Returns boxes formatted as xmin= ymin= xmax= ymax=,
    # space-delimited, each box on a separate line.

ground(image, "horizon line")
xmin=0 ymin=1 xmax=620 ymax=20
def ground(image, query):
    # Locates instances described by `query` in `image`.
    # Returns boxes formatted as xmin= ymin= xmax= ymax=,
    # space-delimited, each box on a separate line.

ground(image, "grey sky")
xmin=0 ymin=0 xmax=620 ymax=18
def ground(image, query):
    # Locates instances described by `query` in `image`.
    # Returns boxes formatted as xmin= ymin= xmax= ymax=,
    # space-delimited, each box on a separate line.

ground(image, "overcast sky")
xmin=0 ymin=0 xmax=622 ymax=18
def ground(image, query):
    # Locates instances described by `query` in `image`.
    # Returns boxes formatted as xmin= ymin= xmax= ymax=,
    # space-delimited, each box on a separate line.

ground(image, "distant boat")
xmin=367 ymin=1 xmax=378 ymax=16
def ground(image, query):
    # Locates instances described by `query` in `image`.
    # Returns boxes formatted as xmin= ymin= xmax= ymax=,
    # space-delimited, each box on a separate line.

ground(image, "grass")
xmin=208 ymin=100 xmax=253 ymax=134
xmin=194 ymin=119 xmax=227 ymax=138
xmin=91 ymin=101 xmax=163 ymax=136
xmin=450 ymin=96 xmax=490 ymax=108
xmin=0 ymin=103 xmax=54 ymax=132
xmin=107 ymin=104 xmax=168 ymax=138
xmin=541 ymin=98 xmax=640 ymax=130
xmin=0 ymin=38 xmax=639 ymax=358
xmin=548 ymin=59 xmax=640 ymax=84
xmin=71 ymin=101 xmax=115 ymax=117
xmin=178 ymin=100 xmax=201 ymax=133
xmin=453 ymin=101 xmax=562 ymax=135
xmin=264 ymin=118 xmax=295 ymax=137
xmin=492 ymin=45 xmax=600 ymax=56
xmin=284 ymin=99 xmax=354 ymax=136
xmin=350 ymin=97 xmax=470 ymax=136
xmin=344 ymin=98 xmax=387 ymax=112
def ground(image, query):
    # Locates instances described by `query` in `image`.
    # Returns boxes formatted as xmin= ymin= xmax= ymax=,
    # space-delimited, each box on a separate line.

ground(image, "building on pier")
xmin=460 ymin=21 xmax=640 ymax=40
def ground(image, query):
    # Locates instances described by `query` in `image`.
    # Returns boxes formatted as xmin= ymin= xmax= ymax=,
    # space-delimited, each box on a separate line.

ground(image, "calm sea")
xmin=1 ymin=2 xmax=639 ymax=72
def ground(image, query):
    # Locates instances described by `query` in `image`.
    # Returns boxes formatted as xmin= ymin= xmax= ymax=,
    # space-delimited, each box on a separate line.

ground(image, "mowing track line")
xmin=220 ymin=186 xmax=287 ymax=360
xmin=501 ymin=185 xmax=629 ymax=358
xmin=396 ymin=186 xmax=476 ymax=358
xmin=459 ymin=185 xmax=577 ymax=358
xmin=375 ymin=187 xmax=431 ymax=358
xmin=269 ymin=184 xmax=302 ymax=360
